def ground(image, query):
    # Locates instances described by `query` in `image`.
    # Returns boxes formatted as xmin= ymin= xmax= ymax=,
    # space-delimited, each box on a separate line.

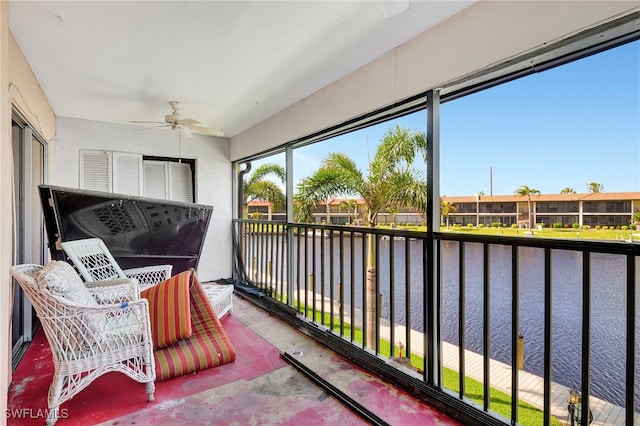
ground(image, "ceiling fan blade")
xmin=176 ymin=117 xmax=200 ymax=126
xmin=132 ymin=124 xmax=168 ymax=133
xmin=192 ymin=125 xmax=225 ymax=137
xmin=129 ymin=120 xmax=166 ymax=124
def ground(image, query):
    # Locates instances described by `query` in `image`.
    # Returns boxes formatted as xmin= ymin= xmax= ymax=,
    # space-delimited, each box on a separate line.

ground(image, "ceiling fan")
xmin=129 ymin=101 xmax=224 ymax=138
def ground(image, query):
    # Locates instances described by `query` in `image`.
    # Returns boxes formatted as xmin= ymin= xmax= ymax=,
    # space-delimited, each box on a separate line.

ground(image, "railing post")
xmin=252 ymin=256 xmax=257 ymax=281
xmin=518 ymin=333 xmax=524 ymax=369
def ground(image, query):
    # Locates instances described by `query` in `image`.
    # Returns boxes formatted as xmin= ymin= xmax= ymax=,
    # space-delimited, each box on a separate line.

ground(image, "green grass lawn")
xmin=298 ymin=307 xmax=562 ymax=426
xmin=440 ymin=225 xmax=637 ymax=241
xmin=379 ymin=223 xmax=637 ymax=241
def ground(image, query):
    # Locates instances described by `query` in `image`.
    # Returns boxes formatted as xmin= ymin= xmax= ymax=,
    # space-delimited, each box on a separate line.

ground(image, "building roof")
xmin=442 ymin=192 xmax=640 ymax=203
xmin=248 ymin=193 xmax=640 ymax=208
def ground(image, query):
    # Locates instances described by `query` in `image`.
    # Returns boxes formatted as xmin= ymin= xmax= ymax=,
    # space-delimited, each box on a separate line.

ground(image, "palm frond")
xmin=246 ymin=180 xmax=286 ymax=210
xmin=246 ymin=163 xmax=286 ymax=188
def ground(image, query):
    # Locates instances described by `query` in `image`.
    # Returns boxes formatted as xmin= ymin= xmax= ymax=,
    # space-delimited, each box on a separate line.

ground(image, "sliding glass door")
xmin=11 ymin=115 xmax=47 ymax=368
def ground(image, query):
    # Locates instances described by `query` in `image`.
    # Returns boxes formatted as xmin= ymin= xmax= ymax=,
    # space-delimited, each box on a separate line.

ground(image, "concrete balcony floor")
xmin=8 ymin=293 xmax=462 ymax=426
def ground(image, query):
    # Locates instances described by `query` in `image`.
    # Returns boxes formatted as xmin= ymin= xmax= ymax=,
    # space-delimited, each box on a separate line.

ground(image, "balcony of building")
xmin=231 ymin=220 xmax=640 ymax=426
xmin=9 ymin=218 xmax=639 ymax=425
xmin=8 ymin=292 xmax=466 ymax=426
xmin=3 ymin=2 xmax=640 ymax=426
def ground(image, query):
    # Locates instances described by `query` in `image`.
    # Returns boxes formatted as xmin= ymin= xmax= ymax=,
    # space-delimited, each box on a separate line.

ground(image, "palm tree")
xmin=243 ymin=163 xmax=286 ymax=219
xmin=560 ymin=187 xmax=576 ymax=194
xmin=440 ymin=200 xmax=456 ymax=228
xmin=338 ymin=199 xmax=358 ymax=224
xmin=514 ymin=185 xmax=540 ymax=229
xmin=294 ymin=125 xmax=427 ymax=347
xmin=587 ymin=182 xmax=604 ymax=193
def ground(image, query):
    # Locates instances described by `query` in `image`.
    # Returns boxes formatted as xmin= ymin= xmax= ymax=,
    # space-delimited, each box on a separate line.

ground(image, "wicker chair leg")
xmin=146 ymin=381 xmax=155 ymax=402
xmin=47 ymin=376 xmax=64 ymax=426
xmin=45 ymin=406 xmax=58 ymax=426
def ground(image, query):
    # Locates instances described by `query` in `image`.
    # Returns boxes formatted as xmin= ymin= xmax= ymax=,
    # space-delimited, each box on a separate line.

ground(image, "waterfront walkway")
xmin=440 ymin=341 xmax=633 ymax=425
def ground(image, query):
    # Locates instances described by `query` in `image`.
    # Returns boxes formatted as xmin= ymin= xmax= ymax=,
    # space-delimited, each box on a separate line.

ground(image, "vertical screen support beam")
xmin=426 ymin=89 xmax=440 ymax=386
xmin=286 ymin=145 xmax=295 ymax=307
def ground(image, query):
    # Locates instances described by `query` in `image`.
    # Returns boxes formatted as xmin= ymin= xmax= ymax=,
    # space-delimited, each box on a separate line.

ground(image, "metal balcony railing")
xmin=233 ymin=219 xmax=639 ymax=426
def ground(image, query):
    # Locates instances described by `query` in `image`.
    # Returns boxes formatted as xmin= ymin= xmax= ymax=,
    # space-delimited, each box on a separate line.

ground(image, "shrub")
xmin=511 ymin=224 xmax=517 ymax=229
xmin=478 ymin=224 xmax=484 ymax=228
xmin=583 ymin=225 xmax=590 ymax=230
xmin=440 ymin=223 xmax=446 ymax=227
xmin=595 ymin=225 xmax=601 ymax=230
xmin=491 ymin=222 xmax=501 ymax=228
xmin=502 ymin=223 xmax=507 ymax=228
xmin=622 ymin=226 xmax=628 ymax=230
xmin=467 ymin=223 xmax=474 ymax=228
xmin=631 ymin=224 xmax=637 ymax=230
xmin=553 ymin=223 xmax=563 ymax=229
xmin=572 ymin=223 xmax=580 ymax=229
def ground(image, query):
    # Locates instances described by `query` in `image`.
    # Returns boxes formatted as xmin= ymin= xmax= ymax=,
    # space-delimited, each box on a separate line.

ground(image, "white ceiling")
xmin=9 ymin=0 xmax=475 ymax=138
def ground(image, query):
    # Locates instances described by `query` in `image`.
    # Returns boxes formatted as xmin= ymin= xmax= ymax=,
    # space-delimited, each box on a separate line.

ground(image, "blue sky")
xmin=252 ymin=40 xmax=639 ymax=197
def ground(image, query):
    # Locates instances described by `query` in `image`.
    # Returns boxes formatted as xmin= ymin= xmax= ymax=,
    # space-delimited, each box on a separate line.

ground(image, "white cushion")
xmin=37 ymin=261 xmax=98 ymax=308
xmin=37 ymin=261 xmax=107 ymax=345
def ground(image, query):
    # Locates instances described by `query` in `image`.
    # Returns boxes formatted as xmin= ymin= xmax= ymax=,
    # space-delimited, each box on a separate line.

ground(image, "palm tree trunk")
xmin=365 ymin=230 xmax=376 ymax=349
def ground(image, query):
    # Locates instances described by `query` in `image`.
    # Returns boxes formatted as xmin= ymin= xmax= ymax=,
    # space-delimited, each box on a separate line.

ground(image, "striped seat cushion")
xmin=140 ymin=270 xmax=192 ymax=350
xmin=154 ymin=269 xmax=236 ymax=381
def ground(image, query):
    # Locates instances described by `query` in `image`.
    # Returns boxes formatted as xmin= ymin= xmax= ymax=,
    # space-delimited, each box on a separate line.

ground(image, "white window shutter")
xmin=79 ymin=150 xmax=111 ymax=192
xmin=113 ymin=152 xmax=143 ymax=196
xmin=143 ymin=160 xmax=168 ymax=199
xmin=79 ymin=151 xmax=194 ymax=202
xmin=168 ymin=162 xmax=193 ymax=203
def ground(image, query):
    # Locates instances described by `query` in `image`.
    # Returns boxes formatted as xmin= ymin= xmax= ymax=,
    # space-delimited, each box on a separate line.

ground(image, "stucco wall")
xmin=53 ymin=117 xmax=232 ymax=281
xmin=2 ymin=13 xmax=57 ymax=423
xmin=1 ymin=3 xmax=11 ymax=422
xmin=230 ymin=1 xmax=638 ymax=161
xmin=8 ymin=33 xmax=56 ymax=141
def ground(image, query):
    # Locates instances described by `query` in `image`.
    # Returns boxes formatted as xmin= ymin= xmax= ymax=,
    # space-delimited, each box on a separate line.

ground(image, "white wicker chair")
xmin=10 ymin=263 xmax=156 ymax=426
xmin=61 ymin=238 xmax=172 ymax=290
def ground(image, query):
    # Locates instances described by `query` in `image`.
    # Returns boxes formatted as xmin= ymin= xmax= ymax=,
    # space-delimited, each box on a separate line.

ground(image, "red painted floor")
xmin=8 ymin=315 xmax=286 ymax=425
xmin=8 ymin=297 xmax=463 ymax=425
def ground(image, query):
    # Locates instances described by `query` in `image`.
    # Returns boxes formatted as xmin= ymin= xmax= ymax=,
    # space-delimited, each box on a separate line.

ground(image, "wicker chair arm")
xmin=124 ymin=264 xmax=173 ymax=290
xmin=86 ymin=278 xmax=140 ymax=303
xmin=49 ymin=296 xmax=149 ymax=314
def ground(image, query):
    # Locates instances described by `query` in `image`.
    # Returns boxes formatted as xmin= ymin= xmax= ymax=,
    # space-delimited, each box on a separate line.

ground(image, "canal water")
xmin=257 ymin=233 xmax=640 ymax=409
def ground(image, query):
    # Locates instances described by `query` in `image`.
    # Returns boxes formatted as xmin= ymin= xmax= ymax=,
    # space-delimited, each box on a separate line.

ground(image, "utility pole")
xmin=490 ymin=166 xmax=493 ymax=196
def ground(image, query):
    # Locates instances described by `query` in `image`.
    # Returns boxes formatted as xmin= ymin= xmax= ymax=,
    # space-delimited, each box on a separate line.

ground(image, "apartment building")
xmin=248 ymin=192 xmax=640 ymax=228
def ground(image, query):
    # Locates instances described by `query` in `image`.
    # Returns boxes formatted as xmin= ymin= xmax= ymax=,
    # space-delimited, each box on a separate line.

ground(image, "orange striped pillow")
xmin=141 ymin=270 xmax=192 ymax=350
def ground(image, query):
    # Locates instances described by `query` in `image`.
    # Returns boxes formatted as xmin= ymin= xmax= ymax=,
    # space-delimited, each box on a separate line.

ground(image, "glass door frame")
xmin=11 ymin=110 xmax=48 ymax=368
